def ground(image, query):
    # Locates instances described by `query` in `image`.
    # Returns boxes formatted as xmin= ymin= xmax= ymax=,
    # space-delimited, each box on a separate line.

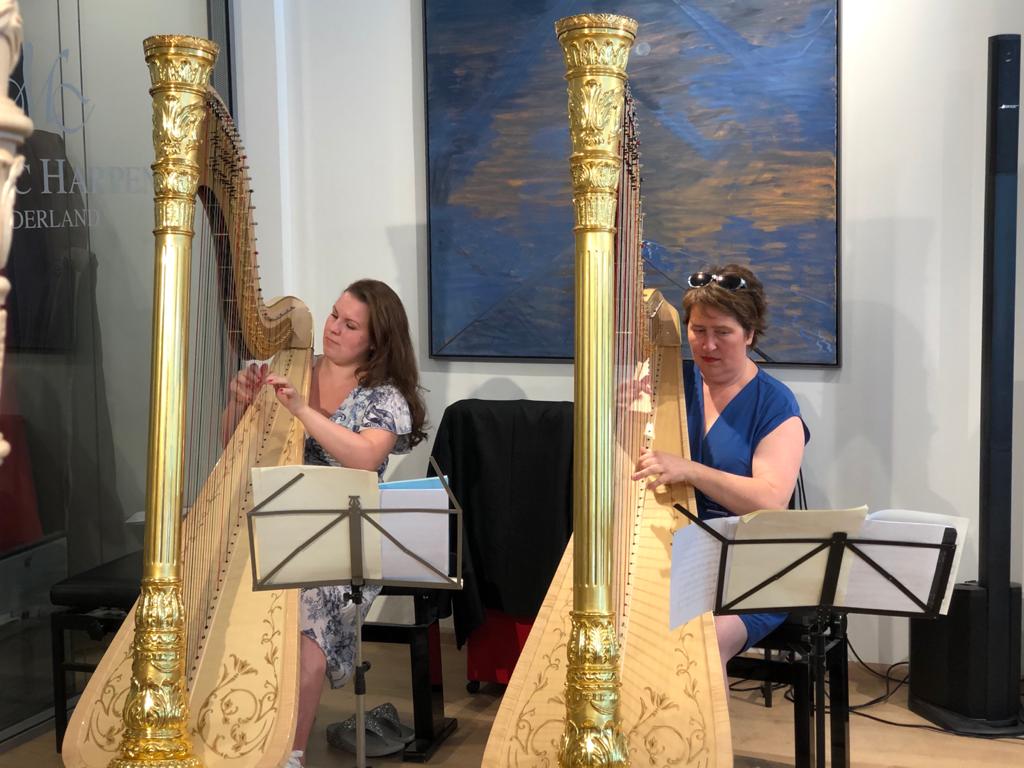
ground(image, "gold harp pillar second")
xmin=110 ymin=35 xmax=217 ymax=768
xmin=555 ymin=13 xmax=637 ymax=767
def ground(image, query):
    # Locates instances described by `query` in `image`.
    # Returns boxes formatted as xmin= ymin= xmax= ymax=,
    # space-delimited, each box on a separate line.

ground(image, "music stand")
xmin=672 ymin=504 xmax=962 ymax=768
xmin=246 ymin=458 xmax=463 ymax=768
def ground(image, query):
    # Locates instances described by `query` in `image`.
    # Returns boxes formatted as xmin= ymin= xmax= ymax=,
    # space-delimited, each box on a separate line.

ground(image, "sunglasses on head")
xmin=687 ymin=271 xmax=747 ymax=291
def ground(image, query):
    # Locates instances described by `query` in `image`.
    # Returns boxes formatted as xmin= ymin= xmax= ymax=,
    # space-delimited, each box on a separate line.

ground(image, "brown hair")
xmin=681 ymin=264 xmax=767 ymax=346
xmin=344 ymin=279 xmax=427 ymax=446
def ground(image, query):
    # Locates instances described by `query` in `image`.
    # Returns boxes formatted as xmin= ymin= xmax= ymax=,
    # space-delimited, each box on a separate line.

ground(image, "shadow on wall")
xmin=829 ymin=215 xmax=958 ymax=516
xmin=831 ymin=214 xmax=995 ymax=662
xmin=468 ymin=378 xmax=527 ymax=400
xmin=831 ymin=297 xmax=958 ymax=517
xmin=387 ymin=377 xmax=534 ymax=482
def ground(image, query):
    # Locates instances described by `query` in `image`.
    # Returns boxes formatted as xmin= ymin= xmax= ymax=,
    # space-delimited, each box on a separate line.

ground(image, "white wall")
xmin=232 ymin=0 xmax=1024 ymax=664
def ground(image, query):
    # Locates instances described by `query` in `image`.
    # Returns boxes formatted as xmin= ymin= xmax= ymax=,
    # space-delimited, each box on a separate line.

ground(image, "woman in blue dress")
xmin=230 ymin=279 xmax=426 ymax=767
xmin=633 ymin=264 xmax=808 ymax=682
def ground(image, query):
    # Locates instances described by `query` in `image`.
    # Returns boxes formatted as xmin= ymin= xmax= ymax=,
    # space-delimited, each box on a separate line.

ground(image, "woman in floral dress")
xmin=229 ymin=279 xmax=426 ymax=767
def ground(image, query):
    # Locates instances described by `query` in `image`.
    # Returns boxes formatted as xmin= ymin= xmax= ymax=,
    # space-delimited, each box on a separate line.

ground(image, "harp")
xmin=61 ymin=37 xmax=310 ymax=768
xmin=482 ymin=15 xmax=732 ymax=766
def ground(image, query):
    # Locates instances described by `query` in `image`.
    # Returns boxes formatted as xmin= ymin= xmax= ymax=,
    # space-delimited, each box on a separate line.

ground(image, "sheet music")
xmin=669 ymin=505 xmax=966 ymax=628
xmin=669 ymin=516 xmax=737 ymax=629
xmin=247 ymin=467 xmax=459 ymax=589
xmin=378 ymin=487 xmax=450 ymax=582
xmin=843 ymin=509 xmax=967 ymax=614
xmin=379 ymin=476 xmax=449 ymax=490
xmin=726 ymin=507 xmax=868 ymax=610
xmin=249 ymin=465 xmax=383 ymax=585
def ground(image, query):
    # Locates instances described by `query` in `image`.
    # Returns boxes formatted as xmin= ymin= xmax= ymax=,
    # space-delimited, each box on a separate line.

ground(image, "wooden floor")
xmin=2 ymin=625 xmax=1022 ymax=767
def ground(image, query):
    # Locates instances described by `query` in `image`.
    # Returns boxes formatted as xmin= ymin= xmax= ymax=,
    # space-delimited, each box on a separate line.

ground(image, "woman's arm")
xmin=266 ymin=373 xmax=398 ymax=471
xmin=632 ymin=415 xmax=805 ymax=515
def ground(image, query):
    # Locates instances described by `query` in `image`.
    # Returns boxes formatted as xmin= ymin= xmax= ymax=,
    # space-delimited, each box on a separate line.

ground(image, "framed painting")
xmin=426 ymin=0 xmax=839 ymax=364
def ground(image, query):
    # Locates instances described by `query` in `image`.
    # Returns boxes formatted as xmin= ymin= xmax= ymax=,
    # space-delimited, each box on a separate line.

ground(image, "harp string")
xmin=180 ymin=95 xmax=284 ymax=676
xmin=612 ymin=87 xmax=648 ymax=634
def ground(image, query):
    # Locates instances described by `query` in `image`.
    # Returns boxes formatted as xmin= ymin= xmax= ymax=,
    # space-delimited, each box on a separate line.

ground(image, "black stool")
xmin=362 ymin=587 xmax=458 ymax=762
xmin=727 ymin=611 xmax=849 ymax=768
xmin=49 ymin=549 xmax=142 ymax=751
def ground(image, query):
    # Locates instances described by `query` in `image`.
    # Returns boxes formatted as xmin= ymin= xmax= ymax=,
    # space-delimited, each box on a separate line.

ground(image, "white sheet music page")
xmin=669 ymin=505 xmax=967 ymax=625
xmin=725 ymin=507 xmax=868 ymax=610
xmin=669 ymin=516 xmax=738 ymax=630
xmin=249 ymin=465 xmax=383 ymax=586
xmin=842 ymin=509 xmax=967 ymax=614
xmin=378 ymin=485 xmax=450 ymax=583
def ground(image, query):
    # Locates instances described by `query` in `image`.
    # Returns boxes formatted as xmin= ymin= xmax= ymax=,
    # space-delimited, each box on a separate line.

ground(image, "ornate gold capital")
xmin=145 ymin=36 xmax=219 ymax=89
xmin=560 ymin=612 xmax=629 ymax=766
xmin=111 ymin=582 xmax=200 ymax=768
xmin=557 ymin=15 xmax=635 ymax=234
xmin=144 ymin=36 xmax=217 ymax=235
xmin=554 ymin=14 xmax=638 ymax=40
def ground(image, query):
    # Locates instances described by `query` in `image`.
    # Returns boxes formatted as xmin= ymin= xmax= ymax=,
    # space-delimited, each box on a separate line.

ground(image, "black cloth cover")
xmin=429 ymin=399 xmax=573 ymax=647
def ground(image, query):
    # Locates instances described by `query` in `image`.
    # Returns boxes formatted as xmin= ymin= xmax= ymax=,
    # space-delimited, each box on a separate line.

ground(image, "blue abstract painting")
xmin=426 ymin=0 xmax=838 ymax=364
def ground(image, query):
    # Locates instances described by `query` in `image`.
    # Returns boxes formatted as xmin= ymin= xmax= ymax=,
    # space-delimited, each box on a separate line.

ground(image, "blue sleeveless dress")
xmin=684 ymin=362 xmax=809 ymax=649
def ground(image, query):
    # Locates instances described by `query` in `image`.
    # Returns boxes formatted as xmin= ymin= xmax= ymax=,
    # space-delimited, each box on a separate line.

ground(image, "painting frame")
xmin=424 ymin=0 xmax=841 ymax=366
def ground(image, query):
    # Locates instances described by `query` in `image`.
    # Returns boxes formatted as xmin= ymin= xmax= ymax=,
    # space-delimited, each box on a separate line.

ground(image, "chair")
xmin=50 ymin=549 xmax=141 ymax=750
xmin=362 ymin=586 xmax=457 ymax=762
xmin=727 ymin=611 xmax=849 ymax=768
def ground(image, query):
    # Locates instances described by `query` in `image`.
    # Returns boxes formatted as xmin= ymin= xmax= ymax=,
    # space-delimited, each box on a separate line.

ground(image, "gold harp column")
xmin=555 ymin=14 xmax=636 ymax=768
xmin=110 ymin=35 xmax=218 ymax=768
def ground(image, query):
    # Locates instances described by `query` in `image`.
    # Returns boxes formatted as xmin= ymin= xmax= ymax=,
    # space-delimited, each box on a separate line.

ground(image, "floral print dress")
xmin=299 ymin=380 xmax=413 ymax=688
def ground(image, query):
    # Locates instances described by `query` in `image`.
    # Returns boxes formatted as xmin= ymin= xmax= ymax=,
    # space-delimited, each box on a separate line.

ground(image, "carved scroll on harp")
xmin=0 ymin=1 xmax=33 ymax=468
xmin=481 ymin=14 xmax=733 ymax=767
xmin=60 ymin=36 xmax=311 ymax=768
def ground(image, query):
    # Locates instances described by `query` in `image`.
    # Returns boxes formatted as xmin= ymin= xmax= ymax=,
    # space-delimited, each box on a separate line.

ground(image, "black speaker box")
xmin=909 ymin=583 xmax=1022 ymax=731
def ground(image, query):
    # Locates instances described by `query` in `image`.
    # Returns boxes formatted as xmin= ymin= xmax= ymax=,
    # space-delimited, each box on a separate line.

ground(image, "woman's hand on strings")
xmin=615 ymin=361 xmax=654 ymax=412
xmin=228 ymin=362 xmax=268 ymax=408
xmin=265 ymin=373 xmax=305 ymax=416
xmin=632 ymin=447 xmax=693 ymax=489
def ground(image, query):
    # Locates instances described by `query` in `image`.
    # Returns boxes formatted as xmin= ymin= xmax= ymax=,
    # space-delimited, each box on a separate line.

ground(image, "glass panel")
xmin=0 ymin=0 xmax=209 ymax=742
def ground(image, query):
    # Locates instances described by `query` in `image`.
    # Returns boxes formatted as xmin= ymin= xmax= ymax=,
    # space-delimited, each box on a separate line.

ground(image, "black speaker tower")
xmin=909 ymin=34 xmax=1024 ymax=735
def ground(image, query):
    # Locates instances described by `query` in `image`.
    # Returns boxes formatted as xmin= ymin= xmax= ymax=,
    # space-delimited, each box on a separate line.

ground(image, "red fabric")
xmin=466 ymin=609 xmax=534 ymax=684
xmin=0 ymin=414 xmax=42 ymax=553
